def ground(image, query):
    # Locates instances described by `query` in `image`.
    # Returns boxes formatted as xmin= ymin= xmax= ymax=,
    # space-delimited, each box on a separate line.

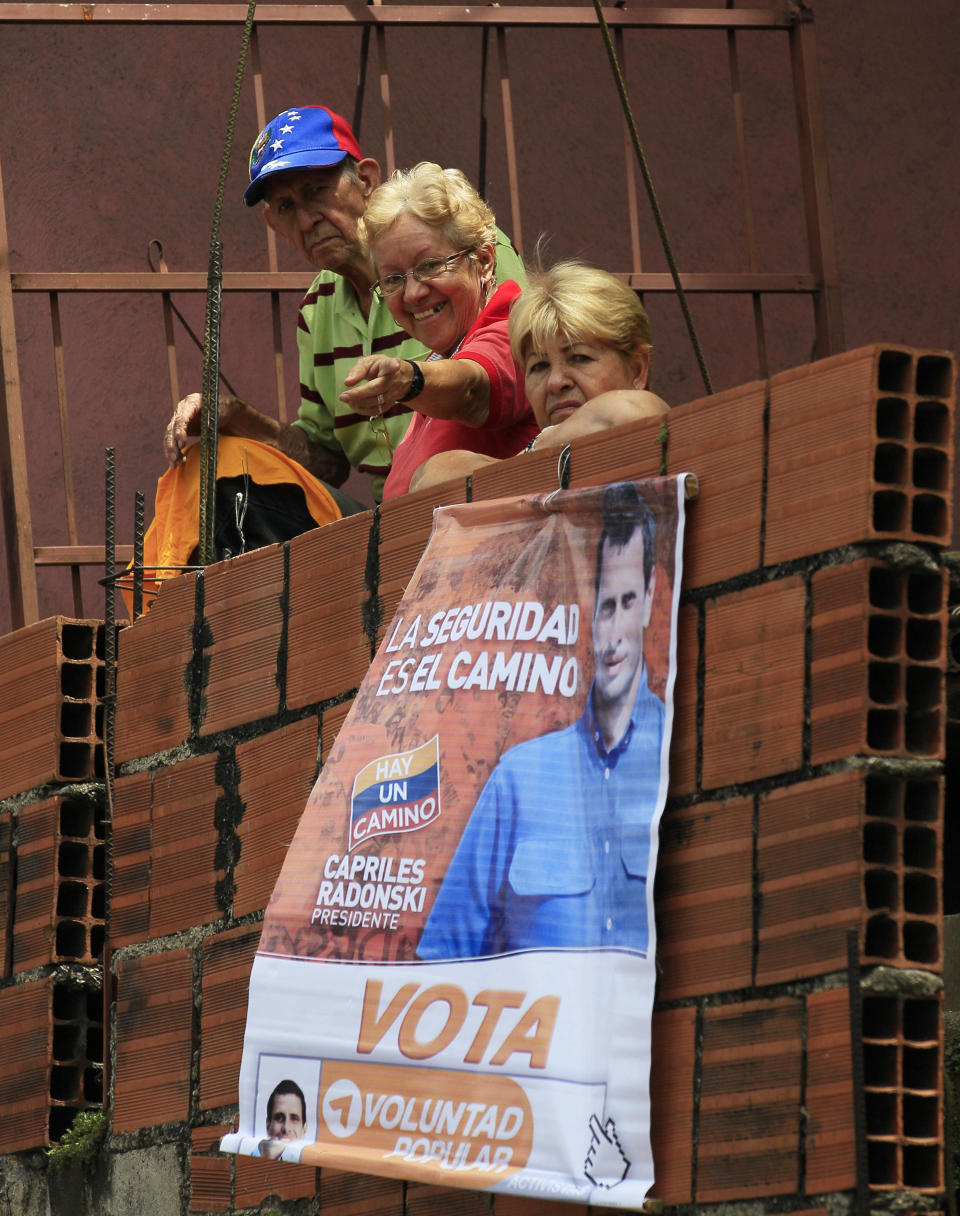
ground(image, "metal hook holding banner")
xmin=539 ymin=444 xmax=574 ymax=510
xmin=557 ymin=444 xmax=571 ymax=490
xmin=681 ymin=472 xmax=699 ymax=500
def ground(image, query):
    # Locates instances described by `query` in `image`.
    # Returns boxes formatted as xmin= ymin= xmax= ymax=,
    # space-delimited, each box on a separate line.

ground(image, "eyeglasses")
xmin=372 ymin=249 xmax=474 ymax=299
xmin=369 ymin=409 xmax=394 ymax=457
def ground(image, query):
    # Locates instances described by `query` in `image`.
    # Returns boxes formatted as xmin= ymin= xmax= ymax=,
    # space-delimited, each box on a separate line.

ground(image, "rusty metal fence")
xmin=0 ymin=2 xmax=843 ymax=630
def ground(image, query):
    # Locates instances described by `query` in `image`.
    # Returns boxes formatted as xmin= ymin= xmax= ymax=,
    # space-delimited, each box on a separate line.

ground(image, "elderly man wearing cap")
xmin=163 ymin=105 xmax=525 ymax=504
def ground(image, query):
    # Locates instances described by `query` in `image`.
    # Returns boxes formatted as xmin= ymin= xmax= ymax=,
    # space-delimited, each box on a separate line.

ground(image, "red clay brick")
xmin=811 ymin=561 xmax=877 ymax=761
xmin=189 ymin=1154 xmax=232 ymax=1212
xmin=13 ymin=794 xmax=104 ymax=972
xmin=193 ymin=1124 xmax=232 ymax=1152
xmin=379 ymin=518 xmax=434 ymax=597
xmin=756 ymin=772 xmax=863 ymax=986
xmin=390 ymin=464 xmax=471 ymax=505
xmin=649 ymin=1005 xmax=696 ymax=1203
xmin=378 ymin=482 xmax=465 ymax=640
xmin=493 ymin=1198 xmax=589 ymax=1216
xmin=0 ymin=618 xmax=63 ymax=799
xmin=862 ymin=990 xmax=943 ymax=1192
xmin=562 ymin=410 xmax=664 ymax=490
xmin=115 ymin=574 xmax=196 ymax=763
xmin=113 ymin=758 xmax=223 ymax=947
xmin=110 ymin=770 xmax=153 ymax=947
xmin=701 ymin=577 xmax=805 ymax=789
xmin=656 ymin=797 xmax=753 ymax=999
xmin=0 ymin=977 xmax=53 ymax=1151
xmin=470 ymin=445 xmax=560 ymax=502
xmin=286 ymin=512 xmax=373 ymax=710
xmin=377 ymin=577 xmax=420 ymax=650
xmin=149 ymin=752 xmax=223 ymax=938
xmin=0 ymin=815 xmax=12 ymax=976
xmin=866 ymin=772 xmax=941 ymax=972
xmin=321 ymin=698 xmax=354 ymax=763
xmin=199 ymin=925 xmax=260 ymax=1110
xmin=767 ymin=347 xmax=892 ymax=566
xmin=113 ymin=949 xmax=193 ymax=1132
xmin=667 ymin=603 xmax=697 ymax=796
xmin=406 ymin=1184 xmax=490 ymax=1216
xmin=805 ymin=988 xmax=856 ymax=1194
xmin=0 ymin=617 xmax=104 ymax=798
xmin=234 ymin=1153 xmax=316 ymax=1204
xmin=697 ymin=997 xmax=802 ymax=1201
xmin=778 ymin=776 xmax=936 ymax=977
xmin=811 ymin=560 xmax=946 ymax=763
xmin=318 ymin=1167 xmax=404 ymax=1215
xmin=757 ymin=769 xmax=941 ymax=978
xmin=12 ymin=797 xmax=58 ymax=972
xmin=49 ymin=983 xmax=103 ymax=1125
xmin=666 ymin=382 xmax=765 ymax=588
xmin=767 ymin=345 xmax=954 ymax=564
xmin=234 ymin=718 xmax=317 ymax=917
xmin=200 ymin=544 xmax=285 ymax=737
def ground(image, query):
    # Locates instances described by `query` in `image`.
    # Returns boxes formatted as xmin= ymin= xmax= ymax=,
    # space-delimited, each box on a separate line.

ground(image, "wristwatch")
xmin=397 ymin=360 xmax=425 ymax=403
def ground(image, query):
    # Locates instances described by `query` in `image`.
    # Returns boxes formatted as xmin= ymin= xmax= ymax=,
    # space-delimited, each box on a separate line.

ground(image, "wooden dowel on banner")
xmin=682 ymin=472 xmax=700 ymax=500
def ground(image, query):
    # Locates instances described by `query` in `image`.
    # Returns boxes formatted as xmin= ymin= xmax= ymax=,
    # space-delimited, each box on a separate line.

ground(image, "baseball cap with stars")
xmin=243 ymin=105 xmax=364 ymax=205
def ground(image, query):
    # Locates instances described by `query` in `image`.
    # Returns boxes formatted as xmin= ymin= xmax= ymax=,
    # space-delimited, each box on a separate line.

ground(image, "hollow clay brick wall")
xmin=0 ymin=343 xmax=952 ymax=1213
xmin=0 ymin=615 xmax=107 ymax=1152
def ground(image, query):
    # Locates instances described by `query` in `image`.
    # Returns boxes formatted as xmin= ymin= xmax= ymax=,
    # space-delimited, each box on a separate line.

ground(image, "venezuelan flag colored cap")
xmin=243 ymin=105 xmax=363 ymax=205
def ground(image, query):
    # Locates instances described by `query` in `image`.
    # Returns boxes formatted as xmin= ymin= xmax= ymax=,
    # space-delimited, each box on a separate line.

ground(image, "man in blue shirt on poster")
xmin=418 ymin=482 xmax=665 ymax=959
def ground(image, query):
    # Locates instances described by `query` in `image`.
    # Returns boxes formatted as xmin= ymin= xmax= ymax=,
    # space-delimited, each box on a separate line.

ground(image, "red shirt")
xmin=382 ymin=281 xmax=538 ymax=500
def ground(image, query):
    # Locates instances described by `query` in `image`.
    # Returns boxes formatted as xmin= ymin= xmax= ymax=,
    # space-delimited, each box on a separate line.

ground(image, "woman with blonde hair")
xmin=413 ymin=260 xmax=668 ymax=491
xmin=339 ymin=162 xmax=537 ymax=498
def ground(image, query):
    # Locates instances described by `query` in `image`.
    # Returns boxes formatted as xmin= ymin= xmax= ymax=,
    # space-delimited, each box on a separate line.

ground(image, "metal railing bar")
xmin=270 ymin=299 xmax=287 ymax=423
xmin=496 ymin=28 xmax=523 ymax=254
xmin=147 ymin=240 xmax=185 ymax=412
xmin=49 ymin=290 xmax=85 ymax=614
xmin=478 ymin=26 xmax=490 ymax=192
xmin=353 ymin=26 xmax=372 ymax=137
xmin=0 ymin=147 xmax=39 ymax=628
xmin=146 ymin=244 xmax=240 ymax=397
xmin=35 ymin=545 xmax=134 ymax=565
xmin=726 ymin=23 xmax=769 ymax=380
xmin=0 ymin=6 xmax=797 ymax=30
xmin=133 ymin=490 xmax=144 ymax=619
xmin=616 ymin=271 xmax=817 ymax=292
xmin=592 ymin=0 xmax=712 ymax=395
xmin=373 ymin=1 xmax=397 ymax=177
xmin=12 ymin=270 xmax=819 ymax=293
xmin=790 ymin=18 xmax=844 ymax=355
xmin=248 ymin=27 xmax=288 ymax=423
xmin=616 ymin=26 xmax=643 ymax=276
xmin=13 ymin=272 xmax=315 ymax=291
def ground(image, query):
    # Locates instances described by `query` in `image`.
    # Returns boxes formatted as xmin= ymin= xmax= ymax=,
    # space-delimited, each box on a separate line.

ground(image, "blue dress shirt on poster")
xmin=417 ymin=667 xmax=665 ymax=960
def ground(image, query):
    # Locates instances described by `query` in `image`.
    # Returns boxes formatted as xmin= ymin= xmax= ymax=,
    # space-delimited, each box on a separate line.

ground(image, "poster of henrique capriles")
xmin=221 ymin=476 xmax=688 ymax=1207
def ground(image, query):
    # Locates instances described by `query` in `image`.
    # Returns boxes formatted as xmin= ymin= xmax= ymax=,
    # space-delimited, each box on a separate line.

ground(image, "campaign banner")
xmin=221 ymin=476 xmax=688 ymax=1207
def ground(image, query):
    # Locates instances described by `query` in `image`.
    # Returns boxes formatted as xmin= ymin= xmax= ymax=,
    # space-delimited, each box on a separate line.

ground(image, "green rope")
xmin=656 ymin=416 xmax=669 ymax=476
xmin=592 ymin=0 xmax=713 ymax=398
xmin=199 ymin=0 xmax=258 ymax=566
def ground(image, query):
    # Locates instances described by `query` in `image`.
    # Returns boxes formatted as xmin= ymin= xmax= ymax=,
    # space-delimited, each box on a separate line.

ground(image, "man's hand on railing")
xmin=162 ymin=391 xmax=350 ymax=488
xmin=163 ymin=390 xmax=252 ymax=466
